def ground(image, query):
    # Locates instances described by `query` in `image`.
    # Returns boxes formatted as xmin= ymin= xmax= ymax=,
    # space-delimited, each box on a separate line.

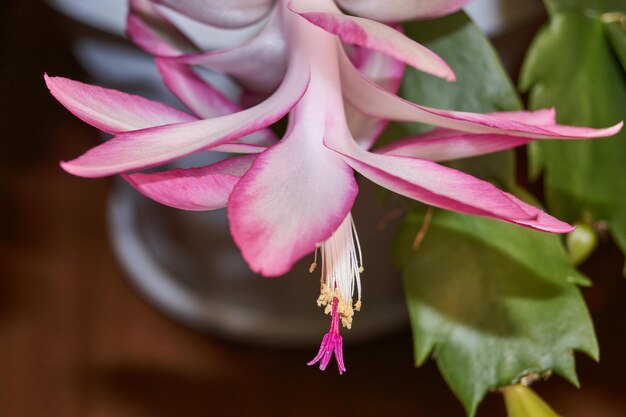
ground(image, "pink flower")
xmin=46 ymin=0 xmax=622 ymax=373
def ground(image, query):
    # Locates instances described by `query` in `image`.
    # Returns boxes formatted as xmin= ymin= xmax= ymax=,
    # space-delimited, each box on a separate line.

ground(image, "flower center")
xmin=310 ymin=213 xmax=363 ymax=329
xmin=308 ymin=214 xmax=363 ymax=374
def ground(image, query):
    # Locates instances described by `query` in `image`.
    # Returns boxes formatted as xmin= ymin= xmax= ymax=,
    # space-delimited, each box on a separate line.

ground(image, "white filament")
xmin=311 ymin=213 xmax=363 ymax=328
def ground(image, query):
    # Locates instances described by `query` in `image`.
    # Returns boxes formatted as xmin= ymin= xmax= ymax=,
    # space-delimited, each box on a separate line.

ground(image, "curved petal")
xmin=156 ymin=58 xmax=277 ymax=146
xmin=206 ymin=142 xmax=268 ymax=154
xmin=155 ymin=58 xmax=240 ymax=118
xmin=44 ymin=74 xmax=195 ymax=134
xmin=504 ymin=194 xmax=574 ymax=233
xmin=346 ymin=46 xmax=405 ymax=149
xmin=123 ymin=155 xmax=255 ymax=210
xmin=376 ymin=109 xmax=557 ymax=161
xmin=324 ymin=127 xmax=573 ymax=233
xmin=60 ymin=56 xmax=310 ymax=178
xmin=166 ymin=9 xmax=287 ymax=96
xmin=378 ymin=131 xmax=531 ymax=161
xmin=336 ymin=0 xmax=469 ymax=22
xmin=337 ymin=149 xmax=531 ymax=220
xmin=228 ymin=125 xmax=358 ymax=277
xmin=347 ymin=44 xmax=406 ymax=93
xmin=339 ymin=50 xmax=623 ymax=138
xmin=488 ymin=108 xmax=556 ymax=125
xmin=154 ymin=0 xmax=274 ymax=28
xmin=289 ymin=0 xmax=455 ymax=81
xmin=127 ymin=0 xmax=197 ymax=56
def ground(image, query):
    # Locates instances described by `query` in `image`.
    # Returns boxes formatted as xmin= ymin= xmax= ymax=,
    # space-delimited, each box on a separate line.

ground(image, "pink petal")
xmin=346 ymin=46 xmax=405 ymax=149
xmin=338 ymin=150 xmax=531 ymax=220
xmin=154 ymin=0 xmax=274 ymax=28
xmin=335 ymin=0 xmax=469 ymax=22
xmin=205 ymin=143 xmax=268 ymax=154
xmin=376 ymin=109 xmax=558 ymax=161
xmin=339 ymin=50 xmax=623 ymax=139
xmin=155 ymin=58 xmax=277 ymax=147
xmin=228 ymin=120 xmax=358 ymax=278
xmin=127 ymin=0 xmax=197 ymax=56
xmin=377 ymin=130 xmax=531 ymax=161
xmin=60 ymin=56 xmax=310 ymax=178
xmin=289 ymin=0 xmax=455 ymax=81
xmin=325 ymin=127 xmax=575 ymax=233
xmin=44 ymin=74 xmax=195 ymax=134
xmin=488 ymin=108 xmax=556 ymax=125
xmin=165 ymin=9 xmax=287 ymax=96
xmin=504 ymin=194 xmax=574 ymax=233
xmin=123 ymin=155 xmax=255 ymax=210
xmin=155 ymin=58 xmax=239 ymax=118
xmin=347 ymin=44 xmax=406 ymax=94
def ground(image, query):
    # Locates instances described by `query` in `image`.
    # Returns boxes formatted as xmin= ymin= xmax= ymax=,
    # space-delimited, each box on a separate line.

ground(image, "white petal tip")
xmin=60 ymin=160 xmax=106 ymax=178
xmin=610 ymin=121 xmax=624 ymax=136
xmin=59 ymin=160 xmax=78 ymax=176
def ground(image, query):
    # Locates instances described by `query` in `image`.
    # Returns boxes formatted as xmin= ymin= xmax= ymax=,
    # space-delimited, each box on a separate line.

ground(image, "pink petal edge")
xmin=44 ymin=74 xmax=195 ymax=134
xmin=289 ymin=0 xmax=455 ymax=81
xmin=123 ymin=155 xmax=256 ymax=211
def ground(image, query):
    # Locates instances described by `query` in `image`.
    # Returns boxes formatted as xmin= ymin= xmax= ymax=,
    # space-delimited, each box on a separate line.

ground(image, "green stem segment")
xmin=503 ymin=385 xmax=562 ymax=417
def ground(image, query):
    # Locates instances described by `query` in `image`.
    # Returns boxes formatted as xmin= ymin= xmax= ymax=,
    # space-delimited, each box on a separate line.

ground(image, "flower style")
xmin=46 ymin=0 xmax=622 ymax=373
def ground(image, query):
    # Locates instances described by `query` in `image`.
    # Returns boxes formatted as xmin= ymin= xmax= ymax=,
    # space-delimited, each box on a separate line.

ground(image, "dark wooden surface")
xmin=2 ymin=1 xmax=626 ymax=416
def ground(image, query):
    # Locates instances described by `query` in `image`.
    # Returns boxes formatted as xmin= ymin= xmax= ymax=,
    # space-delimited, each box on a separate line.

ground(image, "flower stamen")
xmin=309 ymin=213 xmax=363 ymax=374
xmin=315 ymin=213 xmax=363 ymax=329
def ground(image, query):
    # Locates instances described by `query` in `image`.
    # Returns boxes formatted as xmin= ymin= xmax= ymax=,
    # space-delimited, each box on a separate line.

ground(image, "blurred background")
xmin=1 ymin=0 xmax=626 ymax=416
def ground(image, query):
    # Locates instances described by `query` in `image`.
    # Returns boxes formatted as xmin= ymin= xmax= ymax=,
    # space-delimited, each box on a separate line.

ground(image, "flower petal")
xmin=155 ymin=58 xmax=239 ymax=118
xmin=289 ymin=0 xmax=455 ymax=81
xmin=44 ymin=74 xmax=195 ymax=134
xmin=376 ymin=109 xmax=558 ymax=161
xmin=325 ymin=127 xmax=576 ymax=233
xmin=347 ymin=44 xmax=406 ymax=94
xmin=228 ymin=129 xmax=358 ymax=277
xmin=60 ymin=56 xmax=310 ymax=178
xmin=378 ymin=130 xmax=531 ymax=161
xmin=504 ymin=194 xmax=574 ymax=233
xmin=337 ymin=149 xmax=530 ymax=220
xmin=346 ymin=46 xmax=405 ymax=149
xmin=488 ymin=108 xmax=557 ymax=125
xmin=154 ymin=0 xmax=274 ymax=28
xmin=165 ymin=9 xmax=287 ymax=96
xmin=123 ymin=155 xmax=255 ymax=210
xmin=335 ymin=0 xmax=469 ymax=22
xmin=339 ymin=50 xmax=623 ymax=138
xmin=205 ymin=143 xmax=268 ymax=154
xmin=155 ymin=58 xmax=277 ymax=147
xmin=127 ymin=0 xmax=197 ymax=56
